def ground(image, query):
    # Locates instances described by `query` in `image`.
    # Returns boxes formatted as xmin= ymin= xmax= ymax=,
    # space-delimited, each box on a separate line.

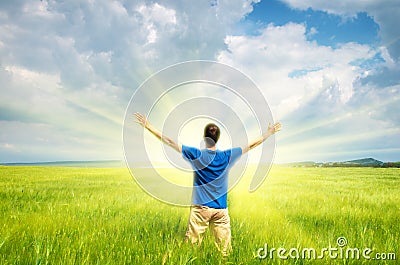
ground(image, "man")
xmin=134 ymin=112 xmax=281 ymax=256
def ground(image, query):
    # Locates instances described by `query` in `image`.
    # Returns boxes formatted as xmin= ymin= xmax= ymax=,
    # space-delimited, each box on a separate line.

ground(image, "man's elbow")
xmin=241 ymin=146 xmax=249 ymax=154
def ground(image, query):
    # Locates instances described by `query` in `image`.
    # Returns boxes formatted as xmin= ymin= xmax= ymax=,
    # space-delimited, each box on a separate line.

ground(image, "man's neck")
xmin=206 ymin=145 xmax=217 ymax=150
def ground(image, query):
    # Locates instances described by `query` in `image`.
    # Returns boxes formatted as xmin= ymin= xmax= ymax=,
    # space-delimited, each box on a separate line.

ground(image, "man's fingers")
xmin=134 ymin=112 xmax=143 ymax=119
xmin=268 ymin=122 xmax=281 ymax=133
xmin=133 ymin=112 xmax=149 ymax=128
xmin=134 ymin=112 xmax=146 ymax=121
xmin=134 ymin=113 xmax=144 ymax=125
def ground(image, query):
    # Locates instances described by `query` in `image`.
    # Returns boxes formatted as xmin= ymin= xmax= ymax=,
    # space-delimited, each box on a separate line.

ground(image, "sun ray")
xmin=277 ymin=127 xmax=400 ymax=162
xmin=279 ymin=94 xmax=400 ymax=142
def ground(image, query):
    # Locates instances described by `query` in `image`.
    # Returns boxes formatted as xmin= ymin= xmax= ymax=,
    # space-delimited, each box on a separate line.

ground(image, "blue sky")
xmin=0 ymin=0 xmax=399 ymax=163
xmin=245 ymin=1 xmax=380 ymax=46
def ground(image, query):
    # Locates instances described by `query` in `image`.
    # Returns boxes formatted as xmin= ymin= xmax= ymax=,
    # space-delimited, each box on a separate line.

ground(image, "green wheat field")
xmin=0 ymin=166 xmax=398 ymax=264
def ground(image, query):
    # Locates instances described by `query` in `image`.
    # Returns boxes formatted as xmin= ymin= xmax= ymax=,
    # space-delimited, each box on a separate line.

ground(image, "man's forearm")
xmin=241 ymin=122 xmax=281 ymax=154
xmin=248 ymin=131 xmax=273 ymax=151
xmin=144 ymin=123 xmax=181 ymax=152
xmin=145 ymin=123 xmax=163 ymax=141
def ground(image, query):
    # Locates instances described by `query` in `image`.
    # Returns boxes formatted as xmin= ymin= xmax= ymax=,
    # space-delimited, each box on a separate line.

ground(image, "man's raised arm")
xmin=134 ymin=112 xmax=182 ymax=153
xmin=241 ymin=122 xmax=281 ymax=154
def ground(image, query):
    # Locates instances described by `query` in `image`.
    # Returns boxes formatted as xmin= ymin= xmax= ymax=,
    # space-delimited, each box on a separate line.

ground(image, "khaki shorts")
xmin=185 ymin=205 xmax=232 ymax=256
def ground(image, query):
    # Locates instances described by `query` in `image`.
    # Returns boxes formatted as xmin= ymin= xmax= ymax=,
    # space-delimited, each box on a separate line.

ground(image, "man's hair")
xmin=204 ymin=123 xmax=220 ymax=146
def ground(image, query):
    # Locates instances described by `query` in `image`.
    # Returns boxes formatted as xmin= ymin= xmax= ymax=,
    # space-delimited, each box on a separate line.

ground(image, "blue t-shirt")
xmin=182 ymin=145 xmax=242 ymax=209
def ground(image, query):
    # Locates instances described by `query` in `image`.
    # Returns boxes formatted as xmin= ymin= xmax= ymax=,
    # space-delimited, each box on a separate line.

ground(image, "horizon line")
xmin=1 ymin=157 xmax=398 ymax=166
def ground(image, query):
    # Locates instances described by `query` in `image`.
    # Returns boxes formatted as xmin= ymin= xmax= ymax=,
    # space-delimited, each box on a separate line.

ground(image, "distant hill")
xmin=1 ymin=160 xmax=125 ymax=168
xmin=324 ymin=157 xmax=384 ymax=167
xmin=279 ymin=158 xmax=399 ymax=168
xmin=342 ymin=158 xmax=384 ymax=166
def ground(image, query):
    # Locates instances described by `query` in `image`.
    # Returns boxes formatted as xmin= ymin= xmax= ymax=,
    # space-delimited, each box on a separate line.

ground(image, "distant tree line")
xmin=319 ymin=162 xmax=400 ymax=168
xmin=285 ymin=162 xmax=400 ymax=168
xmin=381 ymin=162 xmax=400 ymax=168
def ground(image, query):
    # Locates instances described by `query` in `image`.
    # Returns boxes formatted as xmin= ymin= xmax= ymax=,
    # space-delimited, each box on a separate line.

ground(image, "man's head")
xmin=204 ymin=123 xmax=220 ymax=147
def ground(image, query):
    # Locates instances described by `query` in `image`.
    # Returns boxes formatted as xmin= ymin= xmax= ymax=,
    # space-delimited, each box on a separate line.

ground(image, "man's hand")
xmin=134 ymin=112 xmax=149 ymax=128
xmin=267 ymin=122 xmax=282 ymax=135
xmin=134 ymin=112 xmax=182 ymax=153
xmin=242 ymin=122 xmax=282 ymax=154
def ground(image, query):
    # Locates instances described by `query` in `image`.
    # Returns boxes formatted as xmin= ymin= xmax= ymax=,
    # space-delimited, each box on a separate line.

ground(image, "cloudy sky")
xmin=0 ymin=0 xmax=399 ymax=163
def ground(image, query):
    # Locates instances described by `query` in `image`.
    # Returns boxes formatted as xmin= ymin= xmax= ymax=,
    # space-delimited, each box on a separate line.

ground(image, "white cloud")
xmin=136 ymin=3 xmax=177 ymax=44
xmin=280 ymin=0 xmax=400 ymax=61
xmin=217 ymin=22 xmax=399 ymax=162
xmin=137 ymin=3 xmax=177 ymax=25
xmin=0 ymin=120 xmax=119 ymax=163
xmin=218 ymin=23 xmax=375 ymax=117
xmin=307 ymin=27 xmax=318 ymax=37
xmin=0 ymin=0 xmax=259 ymax=162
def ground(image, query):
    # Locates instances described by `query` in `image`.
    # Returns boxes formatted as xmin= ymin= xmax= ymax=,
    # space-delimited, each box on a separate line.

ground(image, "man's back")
xmin=182 ymin=145 xmax=242 ymax=209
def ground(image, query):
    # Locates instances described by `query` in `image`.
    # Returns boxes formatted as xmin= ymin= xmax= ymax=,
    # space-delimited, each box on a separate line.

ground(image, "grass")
xmin=0 ymin=166 xmax=399 ymax=264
